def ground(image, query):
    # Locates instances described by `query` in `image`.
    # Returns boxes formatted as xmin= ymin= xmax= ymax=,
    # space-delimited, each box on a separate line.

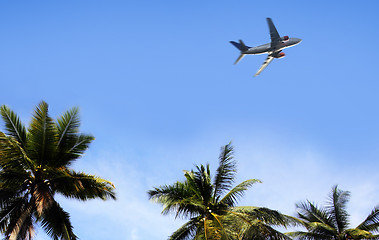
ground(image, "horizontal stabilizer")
xmin=234 ymin=54 xmax=245 ymax=65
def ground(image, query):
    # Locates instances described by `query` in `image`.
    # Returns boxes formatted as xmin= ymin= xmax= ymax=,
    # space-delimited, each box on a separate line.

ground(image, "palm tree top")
xmin=148 ymin=143 xmax=259 ymax=216
xmin=290 ymin=185 xmax=379 ymax=240
xmin=148 ymin=143 xmax=294 ymax=240
xmin=0 ymin=101 xmax=116 ymax=240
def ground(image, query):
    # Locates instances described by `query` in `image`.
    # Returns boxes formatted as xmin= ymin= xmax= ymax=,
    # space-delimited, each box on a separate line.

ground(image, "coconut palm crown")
xmin=148 ymin=143 xmax=294 ymax=240
xmin=0 ymin=101 xmax=116 ymax=240
xmin=288 ymin=186 xmax=379 ymax=240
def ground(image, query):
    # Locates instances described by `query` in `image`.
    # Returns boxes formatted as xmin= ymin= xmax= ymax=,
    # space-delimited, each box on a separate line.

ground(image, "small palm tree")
xmin=288 ymin=185 xmax=379 ymax=240
xmin=0 ymin=101 xmax=116 ymax=240
xmin=148 ymin=143 xmax=294 ymax=240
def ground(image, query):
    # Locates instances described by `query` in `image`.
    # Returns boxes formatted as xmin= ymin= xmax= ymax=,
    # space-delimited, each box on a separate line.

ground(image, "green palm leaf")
xmin=56 ymin=107 xmax=80 ymax=148
xmin=51 ymin=169 xmax=116 ymax=201
xmin=229 ymin=206 xmax=292 ymax=227
xmin=326 ymin=185 xmax=350 ymax=233
xmin=148 ymin=181 xmax=203 ymax=218
xmin=220 ymin=179 xmax=261 ymax=207
xmin=169 ymin=218 xmax=200 ymax=240
xmin=27 ymin=101 xmax=56 ymax=167
xmin=0 ymin=105 xmax=27 ymax=149
xmin=296 ymin=201 xmax=334 ymax=228
xmin=0 ymin=132 xmax=35 ymax=173
xmin=213 ymin=142 xmax=235 ymax=201
xmin=63 ymin=134 xmax=94 ymax=165
xmin=40 ymin=201 xmax=77 ymax=240
xmin=356 ymin=206 xmax=379 ymax=233
xmin=185 ymin=165 xmax=213 ymax=204
xmin=54 ymin=108 xmax=95 ymax=167
xmin=295 ymin=201 xmax=338 ymax=237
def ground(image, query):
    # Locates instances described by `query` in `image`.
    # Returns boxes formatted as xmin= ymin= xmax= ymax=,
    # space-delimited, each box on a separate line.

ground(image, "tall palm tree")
xmin=148 ymin=143 xmax=294 ymax=240
xmin=0 ymin=101 xmax=116 ymax=240
xmin=288 ymin=186 xmax=379 ymax=240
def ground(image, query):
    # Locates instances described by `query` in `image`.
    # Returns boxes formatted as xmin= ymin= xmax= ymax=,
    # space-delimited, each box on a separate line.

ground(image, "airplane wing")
xmin=254 ymin=55 xmax=274 ymax=77
xmin=267 ymin=18 xmax=281 ymax=45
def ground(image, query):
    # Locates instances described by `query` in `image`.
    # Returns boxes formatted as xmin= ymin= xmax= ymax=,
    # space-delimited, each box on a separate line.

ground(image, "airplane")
xmin=230 ymin=18 xmax=302 ymax=76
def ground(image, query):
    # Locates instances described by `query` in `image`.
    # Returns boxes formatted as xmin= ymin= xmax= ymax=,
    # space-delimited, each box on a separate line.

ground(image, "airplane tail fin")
xmin=229 ymin=40 xmax=249 ymax=52
xmin=230 ymin=40 xmax=249 ymax=64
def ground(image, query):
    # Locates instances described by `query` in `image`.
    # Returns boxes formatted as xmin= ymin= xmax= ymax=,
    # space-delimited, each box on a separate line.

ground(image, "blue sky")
xmin=1 ymin=1 xmax=379 ymax=239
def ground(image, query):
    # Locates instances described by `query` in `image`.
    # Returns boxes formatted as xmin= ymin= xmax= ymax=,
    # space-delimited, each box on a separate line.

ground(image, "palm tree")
xmin=0 ymin=101 xmax=116 ymax=240
xmin=288 ymin=185 xmax=379 ymax=240
xmin=148 ymin=143 xmax=294 ymax=240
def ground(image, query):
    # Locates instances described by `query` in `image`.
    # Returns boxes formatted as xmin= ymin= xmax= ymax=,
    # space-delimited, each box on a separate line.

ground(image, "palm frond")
xmin=0 ymin=197 xmax=25 ymax=232
xmin=0 ymin=105 xmax=27 ymax=148
xmin=52 ymin=134 xmax=94 ymax=169
xmin=0 ymin=189 xmax=24 ymax=211
xmin=54 ymin=107 xmax=95 ymax=167
xmin=169 ymin=218 xmax=200 ymax=240
xmin=296 ymin=201 xmax=334 ymax=228
xmin=0 ymin=171 xmax=30 ymax=197
xmin=183 ymin=170 xmax=202 ymax=200
xmin=51 ymin=169 xmax=116 ymax=201
xmin=229 ymin=206 xmax=291 ymax=227
xmin=295 ymin=201 xmax=337 ymax=237
xmin=213 ymin=143 xmax=236 ymax=200
xmin=148 ymin=181 xmax=203 ymax=218
xmin=220 ymin=179 xmax=261 ymax=207
xmin=11 ymin=213 xmax=34 ymax=240
xmin=2 ymin=197 xmax=35 ymax=240
xmin=0 ymin=132 xmax=35 ymax=174
xmin=55 ymin=107 xmax=80 ymax=164
xmin=40 ymin=200 xmax=77 ymax=240
xmin=326 ymin=185 xmax=350 ymax=233
xmin=356 ymin=206 xmax=379 ymax=233
xmin=56 ymin=107 xmax=80 ymax=147
xmin=190 ymin=165 xmax=213 ymax=204
xmin=27 ymin=101 xmax=57 ymax=167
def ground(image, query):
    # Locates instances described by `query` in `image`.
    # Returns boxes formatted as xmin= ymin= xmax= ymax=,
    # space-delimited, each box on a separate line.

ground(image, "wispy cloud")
xmin=56 ymin=150 xmax=186 ymax=239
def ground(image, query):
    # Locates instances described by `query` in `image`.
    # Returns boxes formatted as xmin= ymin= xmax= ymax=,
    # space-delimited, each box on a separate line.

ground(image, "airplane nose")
xmin=295 ymin=38 xmax=302 ymax=43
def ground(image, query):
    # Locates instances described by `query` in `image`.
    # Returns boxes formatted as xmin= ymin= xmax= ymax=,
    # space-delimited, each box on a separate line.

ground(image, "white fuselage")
xmin=244 ymin=38 xmax=302 ymax=55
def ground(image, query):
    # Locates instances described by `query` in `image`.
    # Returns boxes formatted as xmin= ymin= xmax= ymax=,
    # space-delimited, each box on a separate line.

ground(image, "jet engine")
xmin=272 ymin=51 xmax=285 ymax=59
xmin=282 ymin=36 xmax=289 ymax=41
